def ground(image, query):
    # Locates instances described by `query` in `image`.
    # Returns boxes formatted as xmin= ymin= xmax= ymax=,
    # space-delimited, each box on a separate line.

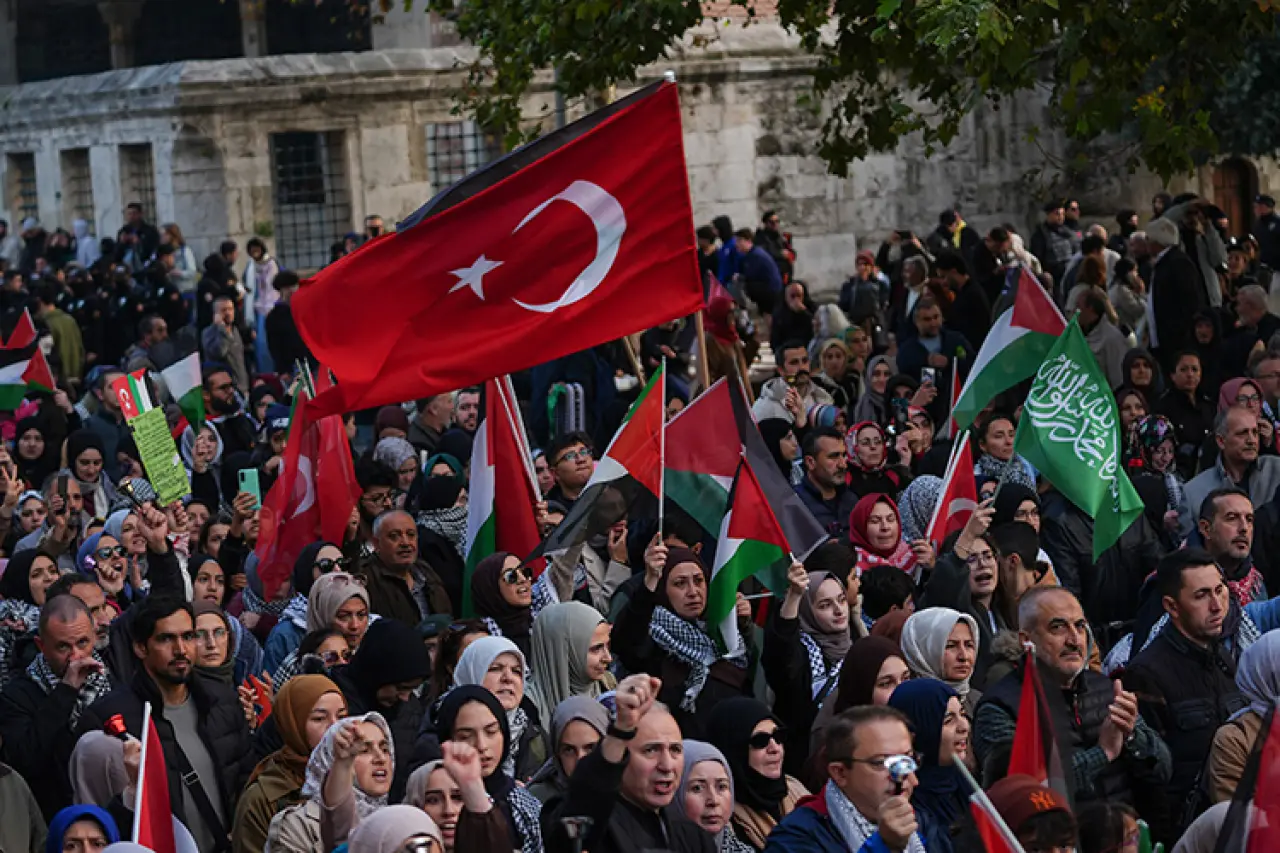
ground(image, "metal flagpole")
xmin=952 ymin=754 xmax=1029 ymax=853
xmin=132 ymin=701 xmax=152 ymax=841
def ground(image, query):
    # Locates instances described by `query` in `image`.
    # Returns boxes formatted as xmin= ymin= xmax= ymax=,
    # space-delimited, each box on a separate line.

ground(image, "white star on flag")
xmin=449 ymin=255 xmax=504 ymax=300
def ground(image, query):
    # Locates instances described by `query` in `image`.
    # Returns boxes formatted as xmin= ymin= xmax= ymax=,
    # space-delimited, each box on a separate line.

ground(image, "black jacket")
xmin=1155 ymin=390 xmax=1216 ymax=481
xmin=1122 ymin=624 xmax=1246 ymax=843
xmin=212 ymin=413 xmax=257 ymax=459
xmin=793 ymin=477 xmax=859 ymax=542
xmin=0 ymin=672 xmax=113 ymax=819
xmin=543 ymin=747 xmax=717 ymax=853
xmin=895 ymin=329 xmax=972 ymax=426
xmin=945 ymin=280 xmax=993 ymax=351
xmin=920 ymin=551 xmax=1003 ymax=690
xmin=761 ymin=614 xmax=837 ymax=776
xmin=1150 ymin=247 xmax=1208 ymax=373
xmin=265 ymin=302 xmax=312 ymax=373
xmin=78 ymin=669 xmax=251 ymax=834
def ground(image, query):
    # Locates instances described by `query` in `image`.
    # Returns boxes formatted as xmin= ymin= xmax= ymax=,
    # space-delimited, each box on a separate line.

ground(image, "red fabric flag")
xmin=22 ymin=347 xmax=54 ymax=394
xmin=1009 ymin=653 xmax=1070 ymax=800
xmin=254 ymin=384 xmax=362 ymax=598
xmin=294 ymin=81 xmax=703 ymax=417
xmin=2 ymin=309 xmax=35 ymax=350
xmin=926 ymin=438 xmax=977 ymax=548
xmin=970 ymin=797 xmax=1019 ymax=853
xmin=135 ymin=706 xmax=177 ymax=853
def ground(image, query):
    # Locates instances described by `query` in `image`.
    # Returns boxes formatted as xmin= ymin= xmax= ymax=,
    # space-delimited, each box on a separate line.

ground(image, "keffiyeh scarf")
xmin=281 ymin=594 xmax=309 ymax=630
xmin=243 ymin=585 xmax=290 ymax=617
xmin=800 ymin=632 xmax=842 ymax=701
xmin=0 ymin=599 xmax=40 ymax=689
xmin=416 ymin=506 xmax=469 ymax=556
xmin=649 ymin=606 xmax=747 ymax=712
xmin=28 ymin=651 xmax=112 ymax=726
xmin=825 ymin=780 xmax=926 ymax=853
xmin=508 ymin=783 xmax=544 ymax=853
xmin=505 ymin=706 xmax=530 ymax=779
xmin=975 ymin=452 xmax=1035 ymax=490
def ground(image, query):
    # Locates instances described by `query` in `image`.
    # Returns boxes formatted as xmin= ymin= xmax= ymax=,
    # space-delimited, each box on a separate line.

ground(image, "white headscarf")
xmin=301 ymin=713 xmax=394 ymax=820
xmin=452 ymin=635 xmax=527 ymax=691
xmin=899 ymin=607 xmax=981 ymax=698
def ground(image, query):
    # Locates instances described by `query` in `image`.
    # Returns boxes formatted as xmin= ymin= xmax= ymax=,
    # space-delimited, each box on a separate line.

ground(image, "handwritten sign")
xmin=129 ymin=407 xmax=191 ymax=505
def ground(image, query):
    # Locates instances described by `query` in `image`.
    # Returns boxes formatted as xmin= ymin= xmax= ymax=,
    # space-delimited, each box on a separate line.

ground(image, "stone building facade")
xmin=0 ymin=1 xmax=1271 ymax=294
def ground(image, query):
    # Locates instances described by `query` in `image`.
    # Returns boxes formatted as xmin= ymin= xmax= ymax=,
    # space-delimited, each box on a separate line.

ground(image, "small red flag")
xmin=134 ymin=705 xmax=177 ymax=853
xmin=926 ymin=437 xmax=977 ymax=548
xmin=254 ymin=381 xmax=362 ymax=598
xmin=294 ymin=81 xmax=703 ymax=417
xmin=970 ymin=796 xmax=1020 ymax=853
xmin=1009 ymin=652 xmax=1070 ymax=801
xmin=2 ymin=309 xmax=36 ymax=350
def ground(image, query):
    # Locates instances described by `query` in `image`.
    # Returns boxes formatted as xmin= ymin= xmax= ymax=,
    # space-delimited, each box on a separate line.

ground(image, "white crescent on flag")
xmin=293 ymin=456 xmax=316 ymax=517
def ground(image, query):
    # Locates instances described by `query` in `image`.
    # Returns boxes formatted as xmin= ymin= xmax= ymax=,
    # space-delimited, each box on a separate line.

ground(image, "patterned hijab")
xmin=847 ymin=493 xmax=916 ymax=574
xmin=301 ymin=713 xmax=394 ymax=819
xmin=898 ymin=476 xmax=943 ymax=543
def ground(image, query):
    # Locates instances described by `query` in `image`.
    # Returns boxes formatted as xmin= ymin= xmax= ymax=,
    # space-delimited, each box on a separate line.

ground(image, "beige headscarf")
xmin=307 ymin=571 xmax=371 ymax=632
xmin=348 ymin=805 xmax=443 ymax=853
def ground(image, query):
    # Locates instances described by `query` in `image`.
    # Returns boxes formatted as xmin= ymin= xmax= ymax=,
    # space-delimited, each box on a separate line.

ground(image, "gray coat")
xmin=1178 ymin=456 xmax=1280 ymax=538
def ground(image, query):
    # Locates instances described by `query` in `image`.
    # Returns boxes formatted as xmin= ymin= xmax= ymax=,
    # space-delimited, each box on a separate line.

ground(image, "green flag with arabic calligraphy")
xmin=1014 ymin=317 xmax=1143 ymax=559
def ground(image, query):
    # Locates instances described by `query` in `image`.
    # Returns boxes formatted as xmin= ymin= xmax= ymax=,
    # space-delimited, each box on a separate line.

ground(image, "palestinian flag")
xmin=666 ymin=374 xmax=826 ymax=593
xmin=110 ymin=370 xmax=153 ymax=421
xmin=709 ymin=461 xmax=790 ymax=653
xmin=160 ymin=352 xmax=204 ymax=429
xmin=1 ymin=309 xmax=36 ymax=350
xmin=952 ymin=267 xmax=1065 ymax=431
xmin=463 ymin=376 xmax=542 ymax=615
xmin=539 ymin=362 xmax=664 ymax=556
xmin=0 ymin=348 xmax=54 ymax=410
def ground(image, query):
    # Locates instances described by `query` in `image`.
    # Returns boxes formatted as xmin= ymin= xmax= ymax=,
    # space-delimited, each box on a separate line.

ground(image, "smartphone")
xmin=55 ymin=476 xmax=68 ymax=516
xmin=238 ymin=469 xmax=261 ymax=510
xmin=921 ymin=367 xmax=936 ymax=386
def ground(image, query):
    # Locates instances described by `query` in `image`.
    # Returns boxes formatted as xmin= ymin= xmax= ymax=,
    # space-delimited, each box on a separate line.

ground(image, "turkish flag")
xmin=294 ymin=81 xmax=704 ymax=416
xmin=134 ymin=706 xmax=177 ymax=853
xmin=254 ymin=375 xmax=362 ymax=597
xmin=925 ymin=437 xmax=977 ymax=548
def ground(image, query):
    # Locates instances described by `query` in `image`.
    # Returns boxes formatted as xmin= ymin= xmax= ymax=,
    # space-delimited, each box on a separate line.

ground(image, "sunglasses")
xmin=95 ymin=545 xmax=128 ymax=561
xmin=315 ymin=557 xmax=350 ymax=574
xmin=319 ymin=648 xmax=353 ymax=667
xmin=501 ymin=565 xmax=533 ymax=585
xmin=748 ymin=727 xmax=789 ymax=750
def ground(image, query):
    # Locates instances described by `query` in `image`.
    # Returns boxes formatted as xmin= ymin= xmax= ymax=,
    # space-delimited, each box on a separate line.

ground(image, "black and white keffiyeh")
xmin=0 ymin=598 xmax=40 ymax=689
xmin=800 ymin=631 xmax=842 ymax=701
xmin=28 ymin=651 xmax=112 ymax=726
xmin=649 ymin=606 xmax=747 ymax=713
xmin=416 ymin=506 xmax=468 ymax=556
xmin=826 ymin=780 xmax=926 ymax=853
xmin=504 ymin=705 xmax=530 ymax=779
xmin=508 ymin=777 xmax=544 ymax=853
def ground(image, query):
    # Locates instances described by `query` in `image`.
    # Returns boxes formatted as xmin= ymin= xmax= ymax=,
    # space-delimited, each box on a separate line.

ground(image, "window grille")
xmin=426 ymin=121 xmax=503 ymax=189
xmin=6 ymin=153 xmax=38 ymax=225
xmin=61 ymin=149 xmax=94 ymax=231
xmin=270 ymin=131 xmax=352 ymax=271
xmin=120 ymin=144 xmax=157 ymax=220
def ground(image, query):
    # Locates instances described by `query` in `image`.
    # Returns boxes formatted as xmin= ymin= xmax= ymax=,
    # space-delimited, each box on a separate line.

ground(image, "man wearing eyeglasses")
xmin=78 ymin=596 xmax=251 ymax=853
xmin=545 ymin=431 xmax=595 ymax=511
xmin=974 ymin=587 xmax=1171 ymax=809
xmin=0 ymin=594 xmax=115 ymax=818
xmin=766 ymin=706 xmax=923 ymax=853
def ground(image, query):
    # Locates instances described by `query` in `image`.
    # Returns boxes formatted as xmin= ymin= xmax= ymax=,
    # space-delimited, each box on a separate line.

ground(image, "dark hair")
xmin=39 ymin=593 xmax=92 ymax=637
xmin=1075 ymin=802 xmax=1137 ymax=853
xmin=33 ymin=282 xmax=59 ymax=307
xmin=127 ymin=202 xmax=143 ymax=213
xmin=275 ymin=270 xmax=300 ymax=291
xmin=932 ymin=251 xmax=967 ymax=274
xmin=155 ymin=243 xmax=175 ymax=258
xmin=696 ymin=225 xmax=716 ymax=242
xmin=355 ymin=458 xmax=397 ymax=491
xmin=860 ymin=565 xmax=916 ymax=620
xmin=46 ymin=572 xmax=101 ymax=603
xmin=1081 ymin=234 xmax=1105 ymax=256
xmin=992 ymin=522 xmax=1039 ymax=569
xmin=219 ymin=240 xmax=237 ymax=257
xmin=762 ymin=210 xmax=777 ymax=223
xmin=429 ymin=619 xmax=491 ymax=703
xmin=1042 ymin=200 xmax=1064 ymax=213
xmin=1080 ymin=287 xmax=1108 ymax=318
xmin=1018 ymin=812 xmax=1079 ymax=852
xmin=137 ymin=314 xmax=162 ymax=340
xmin=1156 ymin=547 xmax=1218 ymax=600
xmin=298 ymin=627 xmax=344 ymax=658
xmin=1199 ymin=486 xmax=1251 ymax=525
xmin=197 ymin=512 xmax=232 ymax=552
xmin=977 ymin=412 xmax=1016 ymax=443
xmin=825 ymin=706 xmax=912 ymax=767
xmin=130 ymin=595 xmax=193 ymax=646
xmin=988 ymin=226 xmax=1010 ymax=243
xmin=734 ymin=228 xmax=754 ymax=241
xmin=1116 ymin=209 xmax=1137 ymax=224
xmin=546 ymin=431 xmax=592 ymax=466
xmin=661 ymin=503 xmax=703 ymax=551
xmin=201 ymin=365 xmax=231 ymax=390
xmin=939 ymin=209 xmax=959 ymax=226
xmin=802 ymin=426 xmax=844 ymax=461
xmin=803 ymin=541 xmax=858 ymax=585
xmin=778 ymin=339 xmax=809 ymax=359
xmin=246 ymin=238 xmax=266 ymax=254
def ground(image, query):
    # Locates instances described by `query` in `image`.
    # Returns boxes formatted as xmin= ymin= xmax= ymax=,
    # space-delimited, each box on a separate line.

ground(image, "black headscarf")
xmin=992 ymin=484 xmax=1039 ymax=528
xmin=13 ymin=416 xmax=54 ymax=488
xmin=470 ymin=552 xmax=532 ymax=646
xmin=706 ymin=696 xmax=789 ymax=818
xmin=348 ymin=619 xmax=431 ymax=701
xmin=291 ymin=541 xmax=335 ymax=599
xmin=0 ymin=550 xmax=42 ymax=605
xmin=65 ymin=429 xmax=104 ymax=470
xmin=433 ymin=684 xmax=524 ymax=849
xmin=832 ymin=635 xmax=903 ymax=714
xmin=758 ymin=418 xmax=795 ymax=478
xmin=655 ymin=546 xmax=708 ymax=613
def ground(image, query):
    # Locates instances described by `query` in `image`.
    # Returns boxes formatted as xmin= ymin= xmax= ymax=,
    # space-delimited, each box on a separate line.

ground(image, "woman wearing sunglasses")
xmin=706 ymin=697 xmax=809 ymax=850
xmin=468 ymin=552 xmax=533 ymax=657
xmin=272 ymin=571 xmax=371 ymax=692
xmin=264 ymin=541 xmax=351 ymax=674
xmin=234 ymin=674 xmax=347 ymax=853
xmin=447 ymin=636 xmax=549 ymax=783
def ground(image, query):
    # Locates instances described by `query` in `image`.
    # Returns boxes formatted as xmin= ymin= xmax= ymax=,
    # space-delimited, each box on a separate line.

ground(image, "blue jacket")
xmin=740 ymin=245 xmax=783 ymax=293
xmin=765 ymin=794 xmax=905 ymax=853
xmin=263 ymin=618 xmax=305 ymax=676
xmin=795 ymin=477 xmax=859 ymax=542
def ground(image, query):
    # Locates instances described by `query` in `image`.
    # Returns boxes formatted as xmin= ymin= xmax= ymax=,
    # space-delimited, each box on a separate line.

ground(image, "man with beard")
xmin=203 ymin=366 xmax=256 ymax=457
xmin=354 ymin=459 xmax=397 ymax=556
xmin=1123 ymin=549 xmax=1246 ymax=843
xmin=451 ymin=387 xmax=481 ymax=437
xmin=79 ymin=595 xmax=249 ymax=853
xmin=16 ymin=473 xmax=86 ymax=572
xmin=974 ymin=588 xmax=1171 ymax=803
xmin=359 ymin=510 xmax=451 ymax=626
xmin=0 ymin=595 xmax=114 ymax=818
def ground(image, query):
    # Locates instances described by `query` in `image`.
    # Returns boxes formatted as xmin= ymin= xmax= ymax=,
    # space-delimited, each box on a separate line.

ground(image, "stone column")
xmin=0 ymin=0 xmax=18 ymax=85
xmin=34 ymin=144 xmax=60 ymax=231
xmin=97 ymin=0 xmax=144 ymax=70
xmin=239 ymin=0 xmax=268 ymax=58
xmin=89 ymin=145 xmax=123 ymax=240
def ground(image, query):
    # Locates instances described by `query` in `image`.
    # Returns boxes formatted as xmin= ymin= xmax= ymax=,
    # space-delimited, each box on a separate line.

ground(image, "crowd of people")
xmin=0 ymin=188 xmax=1278 ymax=853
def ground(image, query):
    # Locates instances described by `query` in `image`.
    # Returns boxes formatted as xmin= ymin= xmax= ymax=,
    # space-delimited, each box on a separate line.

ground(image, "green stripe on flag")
xmin=665 ymin=469 xmax=729 ymax=535
xmin=462 ymin=513 xmax=497 ymax=618
xmin=708 ymin=536 xmax=786 ymax=653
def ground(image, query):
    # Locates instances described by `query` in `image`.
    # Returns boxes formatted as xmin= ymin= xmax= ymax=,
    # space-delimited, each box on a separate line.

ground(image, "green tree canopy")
xmin=384 ymin=0 xmax=1280 ymax=179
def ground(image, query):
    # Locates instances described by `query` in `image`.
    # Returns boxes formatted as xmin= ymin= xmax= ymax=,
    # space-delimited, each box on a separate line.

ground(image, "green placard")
xmin=129 ymin=406 xmax=191 ymax=505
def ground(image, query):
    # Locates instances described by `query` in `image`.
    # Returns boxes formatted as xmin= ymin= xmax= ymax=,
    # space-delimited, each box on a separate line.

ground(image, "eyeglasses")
xmin=965 ymin=549 xmax=997 ymax=567
xmin=315 ymin=557 xmax=350 ymax=574
xmin=501 ymin=565 xmax=533 ymax=585
xmin=556 ymin=449 xmax=592 ymax=465
xmin=748 ymin=727 xmax=789 ymax=749
xmin=196 ymin=627 xmax=228 ymax=644
xmin=834 ymin=752 xmax=922 ymax=774
xmin=95 ymin=545 xmax=128 ymax=561
xmin=362 ymin=491 xmax=394 ymax=506
xmin=1237 ymin=392 xmax=1262 ymax=404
